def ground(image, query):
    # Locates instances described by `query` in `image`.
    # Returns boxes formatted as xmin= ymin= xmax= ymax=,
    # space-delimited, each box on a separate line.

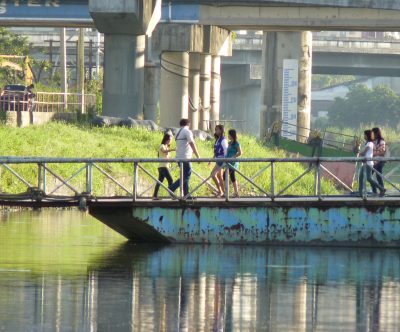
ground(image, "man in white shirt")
xmin=169 ymin=118 xmax=200 ymax=196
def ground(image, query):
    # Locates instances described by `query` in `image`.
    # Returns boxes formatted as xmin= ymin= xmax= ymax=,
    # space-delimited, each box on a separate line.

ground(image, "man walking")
xmin=169 ymin=118 xmax=200 ymax=197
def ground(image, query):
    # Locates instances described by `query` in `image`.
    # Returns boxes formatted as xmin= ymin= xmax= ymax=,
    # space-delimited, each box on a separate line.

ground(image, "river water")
xmin=0 ymin=210 xmax=400 ymax=331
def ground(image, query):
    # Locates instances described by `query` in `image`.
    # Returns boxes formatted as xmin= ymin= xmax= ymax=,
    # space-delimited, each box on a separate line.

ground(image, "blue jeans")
xmin=169 ymin=162 xmax=192 ymax=196
xmin=372 ymin=161 xmax=385 ymax=193
xmin=359 ymin=164 xmax=384 ymax=195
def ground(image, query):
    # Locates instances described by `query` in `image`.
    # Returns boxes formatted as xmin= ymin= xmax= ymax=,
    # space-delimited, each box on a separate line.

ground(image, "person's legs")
xmin=169 ymin=163 xmax=181 ymax=193
xmin=153 ymin=168 xmax=166 ymax=198
xmin=373 ymin=162 xmax=385 ymax=190
xmin=183 ymin=162 xmax=192 ymax=196
xmin=216 ymin=168 xmax=225 ymax=195
xmin=211 ymin=164 xmax=223 ymax=195
xmin=358 ymin=165 xmax=366 ymax=196
xmin=165 ymin=168 xmax=174 ymax=187
xmin=366 ymin=165 xmax=384 ymax=193
xmin=230 ymin=168 xmax=239 ymax=196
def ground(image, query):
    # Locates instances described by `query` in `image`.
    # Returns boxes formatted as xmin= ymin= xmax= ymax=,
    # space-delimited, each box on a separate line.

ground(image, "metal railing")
xmin=0 ymin=157 xmax=399 ymax=203
xmin=0 ymin=90 xmax=96 ymax=113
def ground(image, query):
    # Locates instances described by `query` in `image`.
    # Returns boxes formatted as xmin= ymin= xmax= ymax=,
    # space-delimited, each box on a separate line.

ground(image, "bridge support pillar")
xmin=189 ymin=53 xmax=201 ymax=130
xmin=210 ymin=55 xmax=221 ymax=123
xmin=144 ymin=62 xmax=160 ymax=122
xmin=200 ymin=54 xmax=212 ymax=131
xmin=89 ymin=0 xmax=161 ymax=119
xmin=102 ymin=34 xmax=145 ymax=118
xmin=152 ymin=24 xmax=231 ymax=130
xmin=160 ymin=51 xmax=189 ymax=128
xmin=260 ymin=31 xmax=312 ymax=142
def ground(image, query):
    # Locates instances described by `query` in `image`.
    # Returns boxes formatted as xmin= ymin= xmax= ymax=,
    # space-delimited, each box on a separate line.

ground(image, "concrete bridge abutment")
xmin=260 ymin=31 xmax=312 ymax=141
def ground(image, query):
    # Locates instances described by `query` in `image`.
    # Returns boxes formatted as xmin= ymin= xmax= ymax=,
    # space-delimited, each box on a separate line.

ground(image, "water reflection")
xmin=0 ymin=211 xmax=400 ymax=331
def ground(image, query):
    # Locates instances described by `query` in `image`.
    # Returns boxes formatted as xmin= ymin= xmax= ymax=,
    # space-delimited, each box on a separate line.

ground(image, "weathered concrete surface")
xmin=4 ymin=111 xmax=77 ymax=127
xmin=89 ymin=200 xmax=400 ymax=247
xmin=179 ymin=0 xmax=400 ymax=10
xmin=151 ymin=24 xmax=232 ymax=56
xmin=199 ymin=5 xmax=400 ymax=30
xmin=89 ymin=0 xmax=160 ymax=35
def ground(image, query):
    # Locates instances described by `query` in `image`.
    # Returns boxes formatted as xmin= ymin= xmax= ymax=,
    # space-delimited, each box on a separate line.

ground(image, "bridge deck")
xmin=0 ymin=195 xmax=398 ymax=209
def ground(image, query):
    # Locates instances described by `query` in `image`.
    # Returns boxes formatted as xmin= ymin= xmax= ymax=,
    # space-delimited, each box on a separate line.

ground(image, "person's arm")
xmin=189 ymin=141 xmax=200 ymax=159
xmin=222 ymin=139 xmax=229 ymax=157
xmin=235 ymin=144 xmax=242 ymax=158
xmin=359 ymin=145 xmax=368 ymax=156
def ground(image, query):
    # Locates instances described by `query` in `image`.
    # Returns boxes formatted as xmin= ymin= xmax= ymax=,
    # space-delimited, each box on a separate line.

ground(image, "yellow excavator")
xmin=0 ymin=55 xmax=33 ymax=85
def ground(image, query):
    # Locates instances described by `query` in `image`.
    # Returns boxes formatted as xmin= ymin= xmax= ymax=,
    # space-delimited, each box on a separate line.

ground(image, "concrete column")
xmin=297 ymin=32 xmax=312 ymax=142
xmin=260 ymin=31 xmax=312 ymax=141
xmin=210 ymin=56 xmax=221 ymax=123
xmin=102 ymin=34 xmax=145 ymax=118
xmin=189 ymin=53 xmax=200 ymax=130
xmin=199 ymin=54 xmax=211 ymax=131
xmin=159 ymin=51 xmax=189 ymax=128
xmin=143 ymin=63 xmax=160 ymax=122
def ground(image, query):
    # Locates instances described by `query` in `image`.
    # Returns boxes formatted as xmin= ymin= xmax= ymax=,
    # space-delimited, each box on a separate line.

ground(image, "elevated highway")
xmin=0 ymin=0 xmax=399 ymax=30
xmin=228 ymin=34 xmax=400 ymax=76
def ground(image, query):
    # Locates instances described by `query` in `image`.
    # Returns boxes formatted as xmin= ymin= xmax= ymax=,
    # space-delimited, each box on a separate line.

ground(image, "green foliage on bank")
xmin=328 ymin=84 xmax=400 ymax=129
xmin=0 ymin=122 xmax=338 ymax=196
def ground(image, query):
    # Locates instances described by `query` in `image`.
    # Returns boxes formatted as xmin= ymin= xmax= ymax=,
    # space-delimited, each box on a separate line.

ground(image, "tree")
xmin=327 ymin=84 xmax=400 ymax=128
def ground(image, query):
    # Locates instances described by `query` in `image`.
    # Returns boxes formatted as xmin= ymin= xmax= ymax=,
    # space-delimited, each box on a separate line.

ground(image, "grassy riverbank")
xmin=0 ymin=122 xmax=338 ymax=196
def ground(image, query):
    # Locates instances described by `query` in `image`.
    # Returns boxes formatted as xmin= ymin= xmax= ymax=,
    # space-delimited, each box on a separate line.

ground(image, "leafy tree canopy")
xmin=328 ymin=84 xmax=400 ymax=128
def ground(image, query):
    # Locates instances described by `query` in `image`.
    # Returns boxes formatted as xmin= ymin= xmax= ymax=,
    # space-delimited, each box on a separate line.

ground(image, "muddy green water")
xmin=0 ymin=210 xmax=399 ymax=331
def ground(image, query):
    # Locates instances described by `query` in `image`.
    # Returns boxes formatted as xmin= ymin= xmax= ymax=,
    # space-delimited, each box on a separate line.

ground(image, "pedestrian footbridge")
xmin=0 ymin=156 xmax=399 ymax=247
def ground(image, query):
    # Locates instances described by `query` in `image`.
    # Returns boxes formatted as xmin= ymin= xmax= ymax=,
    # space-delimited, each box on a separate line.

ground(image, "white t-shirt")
xmin=175 ymin=126 xmax=194 ymax=159
xmin=364 ymin=141 xmax=374 ymax=166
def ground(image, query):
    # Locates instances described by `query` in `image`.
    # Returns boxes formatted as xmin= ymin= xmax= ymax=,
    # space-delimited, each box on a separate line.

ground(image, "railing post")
xmin=179 ymin=162 xmax=184 ymax=198
xmin=86 ymin=163 xmax=93 ymax=195
xmin=362 ymin=163 xmax=367 ymax=200
xmin=225 ymin=163 xmax=229 ymax=202
xmin=270 ymin=161 xmax=275 ymax=200
xmin=316 ymin=160 xmax=321 ymax=200
xmin=42 ymin=162 xmax=46 ymax=194
xmin=133 ymin=162 xmax=138 ymax=201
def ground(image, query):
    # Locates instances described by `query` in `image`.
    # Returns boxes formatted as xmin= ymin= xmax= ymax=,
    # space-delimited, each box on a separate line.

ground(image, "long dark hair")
xmin=161 ymin=133 xmax=172 ymax=145
xmin=228 ymin=129 xmax=237 ymax=143
xmin=214 ymin=124 xmax=225 ymax=140
xmin=372 ymin=127 xmax=384 ymax=143
xmin=364 ymin=130 xmax=374 ymax=142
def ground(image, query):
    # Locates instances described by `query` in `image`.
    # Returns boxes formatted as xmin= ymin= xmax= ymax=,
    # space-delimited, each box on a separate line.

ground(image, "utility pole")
xmin=59 ymin=28 xmax=68 ymax=111
xmin=77 ymin=28 xmax=85 ymax=114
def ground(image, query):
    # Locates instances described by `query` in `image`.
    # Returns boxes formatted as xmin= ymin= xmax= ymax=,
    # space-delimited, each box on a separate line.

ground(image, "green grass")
xmin=0 ymin=122 xmax=338 ymax=196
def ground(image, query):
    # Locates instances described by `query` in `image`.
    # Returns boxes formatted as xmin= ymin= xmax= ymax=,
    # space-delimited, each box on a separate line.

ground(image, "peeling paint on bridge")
xmin=88 ymin=199 xmax=400 ymax=247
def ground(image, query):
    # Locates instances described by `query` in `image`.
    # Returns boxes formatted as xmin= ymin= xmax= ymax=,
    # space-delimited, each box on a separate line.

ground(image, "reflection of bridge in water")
xmin=0 ymin=156 xmax=400 ymax=246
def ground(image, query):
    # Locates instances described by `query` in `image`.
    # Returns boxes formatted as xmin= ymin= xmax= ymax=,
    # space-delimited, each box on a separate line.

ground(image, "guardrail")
xmin=0 ymin=157 xmax=398 ymax=203
xmin=0 ymin=91 xmax=96 ymax=113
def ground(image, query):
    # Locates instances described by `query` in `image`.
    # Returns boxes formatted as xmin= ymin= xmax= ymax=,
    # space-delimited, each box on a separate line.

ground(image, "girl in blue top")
xmin=210 ymin=124 xmax=228 ymax=197
xmin=225 ymin=129 xmax=242 ymax=197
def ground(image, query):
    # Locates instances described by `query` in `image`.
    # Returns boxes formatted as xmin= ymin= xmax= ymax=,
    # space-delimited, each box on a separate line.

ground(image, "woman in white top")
xmin=358 ymin=129 xmax=385 ymax=197
xmin=153 ymin=133 xmax=175 ymax=199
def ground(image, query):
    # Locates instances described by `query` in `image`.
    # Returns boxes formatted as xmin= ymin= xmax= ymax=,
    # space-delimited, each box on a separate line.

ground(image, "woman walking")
xmin=153 ymin=133 xmax=175 ymax=200
xmin=210 ymin=124 xmax=228 ymax=197
xmin=372 ymin=127 xmax=386 ymax=194
xmin=224 ymin=129 xmax=242 ymax=198
xmin=358 ymin=130 xmax=386 ymax=197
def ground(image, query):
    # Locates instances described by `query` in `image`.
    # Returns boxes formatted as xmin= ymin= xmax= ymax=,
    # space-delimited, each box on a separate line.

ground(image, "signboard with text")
xmin=281 ymin=59 xmax=298 ymax=140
